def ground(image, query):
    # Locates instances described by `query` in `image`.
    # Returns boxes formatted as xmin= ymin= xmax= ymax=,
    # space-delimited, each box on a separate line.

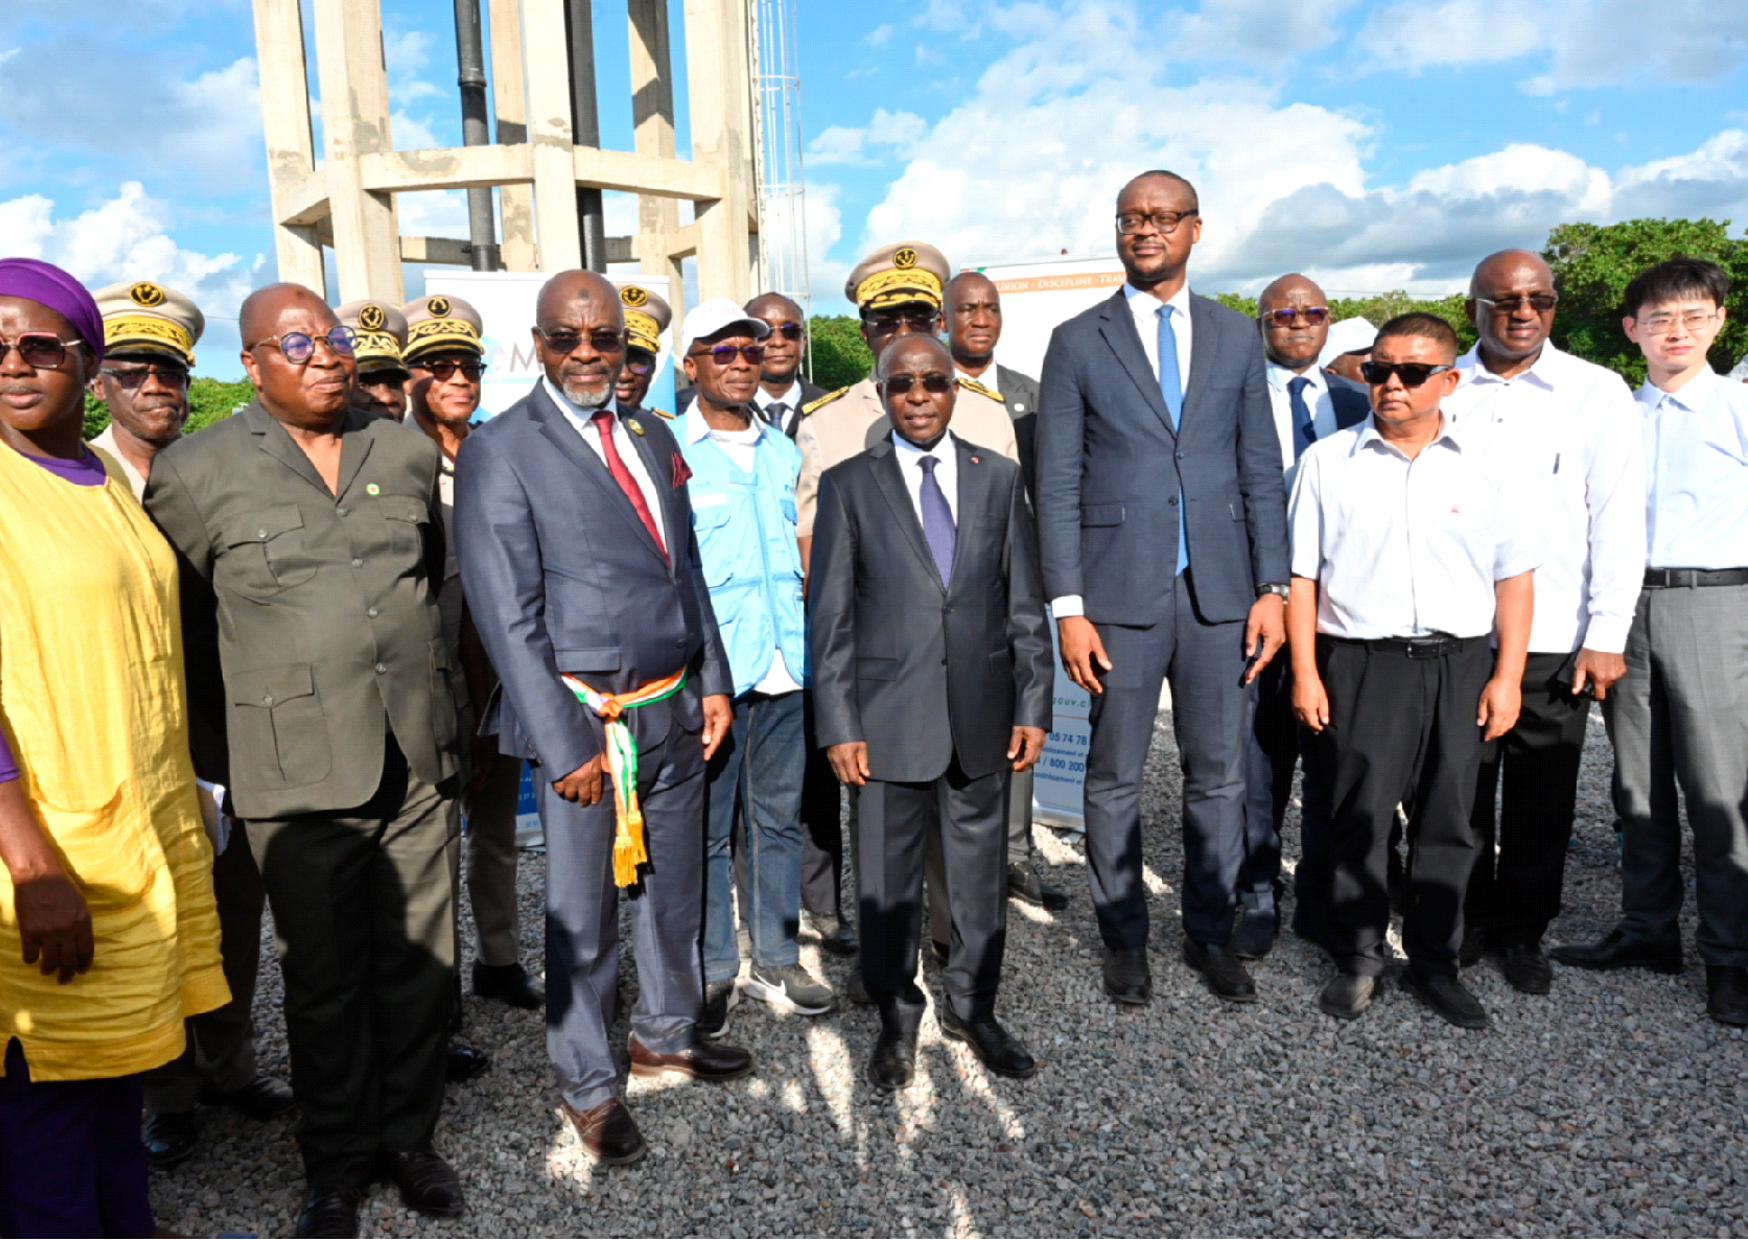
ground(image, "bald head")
xmin=1257 ymin=273 xmax=1331 ymax=372
xmin=537 ymin=270 xmax=623 ymax=332
xmin=745 ymin=292 xmax=802 ymax=320
xmin=1468 ymin=248 xmax=1557 ymax=373
xmin=237 ymin=283 xmax=352 ymax=429
xmin=878 ymin=334 xmax=956 ymax=447
xmin=1469 ymin=249 xmax=1551 ymax=299
xmin=876 ymin=332 xmax=953 ymax=381
xmin=239 ymin=282 xmax=334 ymax=345
xmin=531 ymin=270 xmax=625 ymax=409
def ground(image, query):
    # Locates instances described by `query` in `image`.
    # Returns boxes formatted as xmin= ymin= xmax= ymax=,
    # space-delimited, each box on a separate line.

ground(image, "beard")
xmin=562 ymin=375 xmax=614 ymax=409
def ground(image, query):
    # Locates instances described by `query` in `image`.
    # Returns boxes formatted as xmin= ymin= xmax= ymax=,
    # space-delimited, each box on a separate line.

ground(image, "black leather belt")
xmin=1329 ymin=633 xmax=1477 ymax=660
xmin=1643 ymin=567 xmax=1748 ymax=588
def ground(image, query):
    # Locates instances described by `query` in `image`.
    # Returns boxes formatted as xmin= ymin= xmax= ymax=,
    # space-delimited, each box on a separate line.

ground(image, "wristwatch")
xmin=1257 ymin=582 xmax=1290 ymax=601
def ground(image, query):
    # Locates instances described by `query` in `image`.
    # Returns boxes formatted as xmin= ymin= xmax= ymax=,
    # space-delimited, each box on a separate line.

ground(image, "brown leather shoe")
xmin=561 ymin=1097 xmax=647 ymax=1165
xmin=377 ymin=1148 xmax=464 ymax=1218
xmin=628 ymin=1034 xmax=754 ymax=1082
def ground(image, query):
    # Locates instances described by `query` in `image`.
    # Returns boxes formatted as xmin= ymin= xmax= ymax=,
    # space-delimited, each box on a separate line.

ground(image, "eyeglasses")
xmin=690 ymin=344 xmax=766 ymax=366
xmin=879 ymin=372 xmax=954 ymax=396
xmin=1360 ymin=361 xmax=1454 ymax=388
xmin=1636 ymin=309 xmax=1719 ymax=337
xmin=1475 ymin=293 xmax=1558 ymax=314
xmin=862 ymin=309 xmax=939 ymax=335
xmin=537 ymin=328 xmax=625 ymax=355
xmin=247 ymin=327 xmax=357 ymax=363
xmin=100 ymin=363 xmax=190 ymax=389
xmin=768 ymin=321 xmax=804 ymax=341
xmin=0 ymin=333 xmax=85 ymax=370
xmin=414 ymin=359 xmax=486 ymax=382
xmin=1116 ymin=210 xmax=1198 ymax=236
xmin=1259 ymin=307 xmax=1330 ymax=328
xmin=624 ymin=353 xmax=655 ymax=376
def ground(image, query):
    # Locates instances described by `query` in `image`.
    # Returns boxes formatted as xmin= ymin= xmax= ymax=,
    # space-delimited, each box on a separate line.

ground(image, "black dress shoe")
xmin=1458 ymin=923 xmax=1490 ymax=968
xmin=1102 ymin=946 xmax=1152 ymax=1006
xmin=296 ymin=1186 xmax=363 ymax=1239
xmin=940 ymin=1008 xmax=1038 ymax=1078
xmin=446 ymin=1042 xmax=491 ymax=1083
xmin=562 ymin=1097 xmax=647 ymax=1165
xmin=1318 ymin=973 xmax=1375 ymax=1020
xmin=628 ymin=1035 xmax=754 ymax=1082
xmin=1501 ymin=942 xmax=1553 ymax=995
xmin=814 ymin=914 xmax=860 ymax=956
xmin=1550 ymin=926 xmax=1682 ymax=974
xmin=1007 ymin=863 xmax=1070 ymax=911
xmin=866 ymin=1029 xmax=917 ymax=1093
xmin=930 ymin=939 xmax=950 ymax=967
xmin=1706 ymin=965 xmax=1748 ymax=1026
xmin=142 ymin=1110 xmax=198 ymax=1168
xmin=378 ymin=1148 xmax=465 ymax=1217
xmin=472 ymin=961 xmax=543 ymax=1010
xmin=1230 ymin=908 xmax=1279 ymax=960
xmin=1183 ymin=938 xmax=1258 ymax=1003
xmin=201 ymin=1073 xmax=296 ymax=1121
xmin=1401 ymin=971 xmax=1489 ymax=1029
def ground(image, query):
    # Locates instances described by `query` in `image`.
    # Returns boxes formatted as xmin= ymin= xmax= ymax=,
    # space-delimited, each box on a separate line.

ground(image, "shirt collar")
xmin=753 ymin=381 xmax=801 ymax=411
xmin=1639 ymin=364 xmax=1725 ymax=412
xmin=1457 ymin=341 xmax=1564 ymax=390
xmin=543 ymin=376 xmax=619 ymax=423
xmin=1125 ymin=281 xmax=1192 ymax=322
xmin=1355 ymin=411 xmax=1462 ymax=457
xmin=683 ymin=403 xmax=768 ymax=447
xmin=891 ymin=429 xmax=954 ymax=461
xmin=1267 ymin=362 xmax=1327 ymax=396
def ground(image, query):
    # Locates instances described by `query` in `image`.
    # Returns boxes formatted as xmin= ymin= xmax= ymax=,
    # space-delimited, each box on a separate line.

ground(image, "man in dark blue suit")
xmin=1036 ymin=170 xmax=1290 ymax=1006
xmin=1238 ymin=274 xmax=1371 ymax=960
xmin=454 ymin=271 xmax=752 ymax=1168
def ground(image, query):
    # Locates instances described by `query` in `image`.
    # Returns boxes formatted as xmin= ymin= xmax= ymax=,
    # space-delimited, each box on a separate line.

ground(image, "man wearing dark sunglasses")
xmin=613 ymin=284 xmax=673 ymax=415
xmin=339 ymin=299 xmax=411 ymax=422
xmin=87 ymin=280 xmax=201 ymax=501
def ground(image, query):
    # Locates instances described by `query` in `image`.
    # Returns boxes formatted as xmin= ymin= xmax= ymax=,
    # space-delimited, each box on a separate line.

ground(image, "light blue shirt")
xmin=1639 ymin=368 xmax=1748 ymax=570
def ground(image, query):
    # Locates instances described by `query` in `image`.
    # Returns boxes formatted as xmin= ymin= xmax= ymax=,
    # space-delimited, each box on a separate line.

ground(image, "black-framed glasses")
xmin=1259 ymin=306 xmax=1330 ymax=328
xmin=691 ymin=343 xmax=766 ymax=366
xmin=862 ymin=309 xmax=939 ymax=334
xmin=247 ymin=327 xmax=356 ymax=364
xmin=1360 ymin=361 xmax=1454 ymax=387
xmin=1116 ymin=210 xmax=1197 ymax=236
xmin=1475 ymin=293 xmax=1558 ymax=314
xmin=0 ymin=333 xmax=84 ymax=370
xmin=537 ymin=327 xmax=625 ymax=355
xmin=413 ymin=359 xmax=486 ymax=382
xmin=768 ymin=321 xmax=804 ymax=341
xmin=879 ymin=371 xmax=954 ymax=396
xmin=100 ymin=362 xmax=190 ymax=389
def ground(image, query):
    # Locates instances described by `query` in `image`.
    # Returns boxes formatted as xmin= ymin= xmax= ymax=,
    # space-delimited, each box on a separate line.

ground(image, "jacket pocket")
xmin=554 ymin=646 xmax=622 ymax=674
xmin=379 ymin=496 xmax=431 ymax=568
xmin=223 ymin=505 xmax=315 ymax=594
xmin=229 ymin=663 xmax=332 ymax=787
xmin=1081 ymin=503 xmax=1125 ymax=527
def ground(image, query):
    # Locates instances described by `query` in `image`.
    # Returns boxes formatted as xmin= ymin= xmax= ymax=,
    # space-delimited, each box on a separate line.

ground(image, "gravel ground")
xmin=152 ymin=706 xmax=1747 ymax=1237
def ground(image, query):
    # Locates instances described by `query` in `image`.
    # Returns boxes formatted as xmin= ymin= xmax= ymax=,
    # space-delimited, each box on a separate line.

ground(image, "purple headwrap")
xmin=0 ymin=258 xmax=105 ymax=364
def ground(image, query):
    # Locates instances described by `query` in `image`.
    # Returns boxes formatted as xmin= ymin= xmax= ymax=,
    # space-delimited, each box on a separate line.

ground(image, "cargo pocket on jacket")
xmin=230 ymin=664 xmax=332 ymax=787
xmin=223 ymin=506 xmax=315 ymax=596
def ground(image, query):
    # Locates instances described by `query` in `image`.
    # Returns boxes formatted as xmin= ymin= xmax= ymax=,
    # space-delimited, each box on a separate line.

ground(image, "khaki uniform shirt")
xmin=90 ymin=424 xmax=148 ymax=500
xmin=795 ymin=377 xmax=1019 ymax=538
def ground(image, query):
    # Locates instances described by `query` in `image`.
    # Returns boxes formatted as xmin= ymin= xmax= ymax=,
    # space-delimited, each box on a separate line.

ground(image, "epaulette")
xmin=957 ymin=376 xmax=1004 ymax=403
xmin=650 ymin=406 xmax=675 ymax=421
xmin=801 ymin=387 xmax=848 ymax=416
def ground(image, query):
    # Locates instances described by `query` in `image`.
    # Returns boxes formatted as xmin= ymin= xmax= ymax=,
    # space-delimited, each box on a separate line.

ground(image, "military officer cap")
xmin=336 ymin=299 xmax=409 ymax=374
xmin=618 ymin=284 xmax=672 ymax=356
xmin=402 ymin=293 xmax=484 ymax=364
xmin=844 ymin=241 xmax=951 ymax=312
xmin=93 ymin=280 xmax=205 ymax=368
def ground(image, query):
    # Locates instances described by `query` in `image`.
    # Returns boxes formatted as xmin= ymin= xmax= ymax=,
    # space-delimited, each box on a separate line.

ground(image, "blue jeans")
xmin=703 ymin=690 xmax=806 ymax=984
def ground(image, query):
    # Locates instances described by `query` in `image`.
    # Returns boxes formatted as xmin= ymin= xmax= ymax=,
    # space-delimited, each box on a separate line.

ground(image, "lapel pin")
xmin=366 ymin=483 xmax=380 ymax=495
xmin=627 ymin=417 xmax=646 ymax=436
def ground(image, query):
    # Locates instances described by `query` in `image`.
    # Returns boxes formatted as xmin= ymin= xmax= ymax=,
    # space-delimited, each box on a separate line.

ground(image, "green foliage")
xmin=83 ymin=377 xmax=254 ymax=440
xmin=806 ymin=315 xmax=873 ymax=392
xmin=1543 ymin=217 xmax=1748 ymax=387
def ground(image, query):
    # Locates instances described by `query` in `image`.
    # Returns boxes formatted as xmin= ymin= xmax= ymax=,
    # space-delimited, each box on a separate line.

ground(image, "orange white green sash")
xmin=560 ymin=668 xmax=688 ymax=888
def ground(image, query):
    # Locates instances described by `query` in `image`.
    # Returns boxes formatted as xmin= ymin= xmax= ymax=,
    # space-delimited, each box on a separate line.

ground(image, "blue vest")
xmin=680 ymin=414 xmax=808 ymax=698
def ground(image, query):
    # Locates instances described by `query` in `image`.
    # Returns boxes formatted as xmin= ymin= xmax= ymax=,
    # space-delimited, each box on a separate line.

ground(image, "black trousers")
xmin=1464 ymin=650 xmax=1591 ymax=946
xmin=798 ymin=691 xmax=850 ymax=919
xmin=1314 ymin=636 xmax=1491 ymax=979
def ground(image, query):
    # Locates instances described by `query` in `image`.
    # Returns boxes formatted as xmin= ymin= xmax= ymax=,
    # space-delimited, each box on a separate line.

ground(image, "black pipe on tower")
xmin=453 ymin=0 xmax=499 ymax=271
xmin=563 ymin=0 xmax=608 ymax=272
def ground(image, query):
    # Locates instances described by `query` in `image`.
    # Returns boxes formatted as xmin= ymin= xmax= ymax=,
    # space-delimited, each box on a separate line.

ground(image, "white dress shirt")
xmin=891 ymin=429 xmax=960 ymax=526
xmin=1052 ymin=282 xmax=1194 ymax=619
xmin=1265 ymin=362 xmax=1340 ymax=489
xmin=1443 ymin=343 xmax=1646 ymax=654
xmin=543 ymin=378 xmax=667 ymax=550
xmin=754 ymin=380 xmax=803 ymax=436
xmin=1638 ymin=366 xmax=1748 ymax=570
xmin=1289 ymin=414 xmax=1542 ymax=640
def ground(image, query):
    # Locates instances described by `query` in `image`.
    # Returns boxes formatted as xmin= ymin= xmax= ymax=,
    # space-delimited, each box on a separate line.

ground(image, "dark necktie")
xmin=590 ymin=410 xmax=667 ymax=562
xmin=1289 ymin=375 xmax=1317 ymax=460
xmin=917 ymin=455 xmax=956 ymax=587
xmin=763 ymin=400 xmax=788 ymax=430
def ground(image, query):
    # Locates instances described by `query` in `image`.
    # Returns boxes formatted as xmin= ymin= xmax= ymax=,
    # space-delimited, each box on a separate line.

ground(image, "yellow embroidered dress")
xmin=0 ymin=443 xmax=227 ymax=1081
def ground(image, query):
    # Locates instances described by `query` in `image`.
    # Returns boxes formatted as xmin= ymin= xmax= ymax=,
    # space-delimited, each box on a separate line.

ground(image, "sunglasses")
xmin=100 ymin=363 xmax=190 ymax=389
xmin=1475 ymin=293 xmax=1558 ymax=314
xmin=414 ymin=359 xmax=486 ymax=382
xmin=863 ymin=309 xmax=940 ymax=335
xmin=768 ymin=321 xmax=804 ymax=341
xmin=691 ymin=344 xmax=766 ymax=366
xmin=538 ymin=328 xmax=626 ymax=355
xmin=0 ymin=333 xmax=85 ymax=370
xmin=1259 ymin=306 xmax=1330 ymax=328
xmin=879 ymin=372 xmax=954 ymax=396
xmin=248 ymin=327 xmax=357 ymax=364
xmin=1360 ymin=361 xmax=1454 ymax=388
xmin=623 ymin=353 xmax=655 ymax=376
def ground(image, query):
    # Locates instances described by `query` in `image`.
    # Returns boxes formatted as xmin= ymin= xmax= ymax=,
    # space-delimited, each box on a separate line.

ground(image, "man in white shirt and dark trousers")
xmin=1553 ymin=258 xmax=1748 ymax=1027
xmin=1289 ymin=313 xmax=1539 ymax=1029
xmin=1430 ymin=250 xmax=1646 ymax=994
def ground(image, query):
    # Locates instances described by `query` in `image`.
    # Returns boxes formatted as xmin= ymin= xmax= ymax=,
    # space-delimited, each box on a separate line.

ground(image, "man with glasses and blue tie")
xmin=1036 ymin=170 xmax=1290 ymax=1008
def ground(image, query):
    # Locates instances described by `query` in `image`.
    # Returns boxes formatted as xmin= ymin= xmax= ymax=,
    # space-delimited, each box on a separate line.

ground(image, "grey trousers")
xmin=464 ymin=753 xmax=526 ymax=968
xmin=1606 ymin=583 xmax=1748 ymax=966
xmin=1008 ymin=768 xmax=1035 ymax=866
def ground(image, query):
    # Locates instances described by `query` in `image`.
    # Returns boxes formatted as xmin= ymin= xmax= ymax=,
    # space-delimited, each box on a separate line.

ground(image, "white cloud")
xmin=805 ymin=109 xmax=927 ymax=165
xmin=1172 ymin=0 xmax=1359 ymax=63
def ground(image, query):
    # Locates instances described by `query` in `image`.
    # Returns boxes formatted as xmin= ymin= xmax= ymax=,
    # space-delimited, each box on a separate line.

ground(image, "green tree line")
xmin=84 ymin=376 xmax=254 ymax=439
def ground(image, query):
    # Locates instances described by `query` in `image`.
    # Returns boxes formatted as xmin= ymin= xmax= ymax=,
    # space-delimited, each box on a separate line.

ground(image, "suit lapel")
xmin=246 ymin=402 xmax=333 ymax=496
xmin=1179 ymin=294 xmax=1218 ymax=435
xmin=945 ymin=435 xmax=991 ymax=595
xmin=530 ymin=387 xmax=669 ymax=568
xmin=621 ymin=405 xmax=681 ymax=575
xmin=1097 ymin=291 xmax=1176 ymax=438
xmin=869 ymin=441 xmax=945 ymax=595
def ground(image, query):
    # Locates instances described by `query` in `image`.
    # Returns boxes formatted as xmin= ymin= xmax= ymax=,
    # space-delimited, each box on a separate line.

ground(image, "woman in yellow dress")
xmin=0 ymin=258 xmax=227 ymax=1236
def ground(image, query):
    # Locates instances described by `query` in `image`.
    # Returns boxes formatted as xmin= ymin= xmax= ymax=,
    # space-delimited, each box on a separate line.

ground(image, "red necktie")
xmin=590 ymin=410 xmax=667 ymax=562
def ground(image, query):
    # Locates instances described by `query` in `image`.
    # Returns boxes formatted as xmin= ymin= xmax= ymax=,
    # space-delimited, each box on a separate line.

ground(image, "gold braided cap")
xmin=844 ymin=242 xmax=950 ymax=311
xmin=93 ymin=280 xmax=205 ymax=366
xmin=402 ymin=293 xmax=484 ymax=363
xmin=619 ymin=284 xmax=672 ymax=355
xmin=337 ymin=299 xmax=409 ymax=371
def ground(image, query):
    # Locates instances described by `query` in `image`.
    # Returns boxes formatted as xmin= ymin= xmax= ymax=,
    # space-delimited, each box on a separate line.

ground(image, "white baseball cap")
xmin=679 ymin=298 xmax=772 ymax=356
xmin=1318 ymin=317 xmax=1378 ymax=369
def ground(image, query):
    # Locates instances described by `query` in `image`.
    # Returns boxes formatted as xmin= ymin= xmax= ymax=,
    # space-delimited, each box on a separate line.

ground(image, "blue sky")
xmin=4 ymin=0 xmax=1745 ymax=378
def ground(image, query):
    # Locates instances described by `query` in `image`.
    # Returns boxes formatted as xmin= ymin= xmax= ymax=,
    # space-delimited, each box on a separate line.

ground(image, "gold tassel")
xmin=611 ymin=795 xmax=651 ymax=888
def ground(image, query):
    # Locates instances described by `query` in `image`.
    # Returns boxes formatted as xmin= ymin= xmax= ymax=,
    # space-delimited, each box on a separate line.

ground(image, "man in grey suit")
xmin=812 ymin=335 xmax=1053 ymax=1092
xmin=454 ymin=271 xmax=752 ymax=1168
xmin=146 ymin=284 xmax=465 ymax=1237
xmin=1036 ymin=170 xmax=1290 ymax=1007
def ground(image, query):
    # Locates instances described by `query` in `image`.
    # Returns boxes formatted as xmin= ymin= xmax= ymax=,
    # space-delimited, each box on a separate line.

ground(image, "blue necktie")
xmin=918 ymin=455 xmax=956 ymax=587
xmin=1157 ymin=305 xmax=1190 ymax=576
xmin=1289 ymin=375 xmax=1316 ymax=461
